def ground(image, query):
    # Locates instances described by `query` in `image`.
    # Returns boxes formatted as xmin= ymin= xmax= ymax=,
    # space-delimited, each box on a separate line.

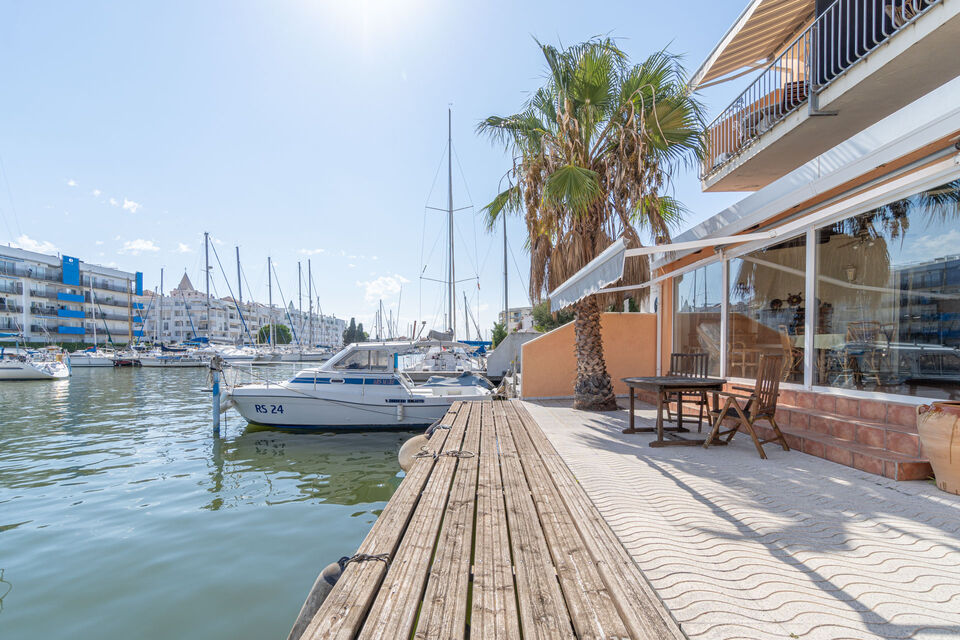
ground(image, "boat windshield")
xmin=330 ymin=349 xmax=393 ymax=372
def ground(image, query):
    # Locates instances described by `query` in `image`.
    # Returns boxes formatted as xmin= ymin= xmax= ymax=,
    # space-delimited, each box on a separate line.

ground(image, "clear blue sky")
xmin=0 ymin=0 xmax=748 ymax=338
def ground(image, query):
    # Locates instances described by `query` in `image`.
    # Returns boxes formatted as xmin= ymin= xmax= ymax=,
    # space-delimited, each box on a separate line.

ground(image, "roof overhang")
xmin=691 ymin=0 xmax=814 ymax=88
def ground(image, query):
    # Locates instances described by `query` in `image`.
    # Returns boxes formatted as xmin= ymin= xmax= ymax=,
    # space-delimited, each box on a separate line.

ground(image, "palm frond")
xmin=481 ymin=184 xmax=523 ymax=229
xmin=543 ymin=164 xmax=600 ymax=215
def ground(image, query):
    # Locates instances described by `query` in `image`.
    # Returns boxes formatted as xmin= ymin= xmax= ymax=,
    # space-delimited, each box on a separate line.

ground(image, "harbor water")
xmin=0 ymin=365 xmax=411 ymax=639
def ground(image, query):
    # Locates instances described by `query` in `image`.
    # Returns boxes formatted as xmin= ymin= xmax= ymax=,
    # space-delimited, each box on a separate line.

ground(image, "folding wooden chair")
xmin=664 ymin=352 xmax=710 ymax=432
xmin=703 ymin=354 xmax=790 ymax=459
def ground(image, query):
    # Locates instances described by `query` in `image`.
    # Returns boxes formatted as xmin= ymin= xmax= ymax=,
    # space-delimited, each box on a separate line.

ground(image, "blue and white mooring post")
xmin=211 ymin=356 xmax=222 ymax=435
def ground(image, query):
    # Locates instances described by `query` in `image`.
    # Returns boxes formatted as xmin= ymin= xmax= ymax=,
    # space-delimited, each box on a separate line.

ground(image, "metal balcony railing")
xmin=702 ymin=0 xmax=941 ymax=179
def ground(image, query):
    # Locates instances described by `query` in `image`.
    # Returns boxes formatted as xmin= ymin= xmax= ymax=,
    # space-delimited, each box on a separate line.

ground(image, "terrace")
xmin=700 ymin=0 xmax=960 ymax=191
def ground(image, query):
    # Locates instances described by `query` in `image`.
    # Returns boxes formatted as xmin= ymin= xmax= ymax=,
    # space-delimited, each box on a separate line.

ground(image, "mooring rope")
xmin=413 ymin=447 xmax=476 ymax=460
xmin=343 ymin=553 xmax=391 ymax=567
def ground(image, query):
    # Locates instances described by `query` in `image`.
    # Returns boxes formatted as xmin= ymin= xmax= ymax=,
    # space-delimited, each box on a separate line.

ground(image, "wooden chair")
xmin=703 ymin=355 xmax=790 ymax=459
xmin=664 ymin=352 xmax=710 ymax=432
xmin=777 ymin=324 xmax=803 ymax=382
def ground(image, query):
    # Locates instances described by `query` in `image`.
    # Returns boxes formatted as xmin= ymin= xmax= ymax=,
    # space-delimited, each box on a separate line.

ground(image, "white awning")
xmin=691 ymin=0 xmax=814 ymax=88
xmin=549 ymin=238 xmax=627 ymax=312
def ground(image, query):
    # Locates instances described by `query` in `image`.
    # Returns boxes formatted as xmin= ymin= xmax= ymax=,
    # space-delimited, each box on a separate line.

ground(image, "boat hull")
xmin=228 ymin=386 xmax=477 ymax=429
xmin=0 ymin=361 xmax=70 ymax=380
xmin=140 ymin=356 xmax=205 ymax=368
xmin=68 ymin=355 xmax=115 ymax=367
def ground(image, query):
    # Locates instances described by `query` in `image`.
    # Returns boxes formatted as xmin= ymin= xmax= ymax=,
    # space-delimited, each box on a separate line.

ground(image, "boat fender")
xmin=286 ymin=557 xmax=349 ymax=640
xmin=218 ymin=394 xmax=235 ymax=414
xmin=398 ymin=434 xmax=430 ymax=472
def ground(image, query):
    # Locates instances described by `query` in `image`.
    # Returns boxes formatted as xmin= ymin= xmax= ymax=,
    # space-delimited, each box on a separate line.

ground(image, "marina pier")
xmin=292 ymin=399 xmax=682 ymax=640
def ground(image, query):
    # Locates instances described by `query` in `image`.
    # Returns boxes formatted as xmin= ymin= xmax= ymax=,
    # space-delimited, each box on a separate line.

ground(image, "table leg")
xmin=656 ymin=391 xmax=664 ymax=443
xmin=622 ymin=387 xmax=638 ymax=434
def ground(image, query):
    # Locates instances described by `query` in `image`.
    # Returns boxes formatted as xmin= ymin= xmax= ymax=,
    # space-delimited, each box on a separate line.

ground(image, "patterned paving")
xmin=521 ymin=400 xmax=960 ymax=640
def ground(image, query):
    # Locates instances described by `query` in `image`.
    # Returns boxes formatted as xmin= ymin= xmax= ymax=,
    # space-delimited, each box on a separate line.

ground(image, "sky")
xmin=0 ymin=0 xmax=751 ymax=340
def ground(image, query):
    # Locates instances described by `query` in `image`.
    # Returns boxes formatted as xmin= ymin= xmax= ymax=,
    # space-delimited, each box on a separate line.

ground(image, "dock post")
xmin=211 ymin=355 xmax=223 ymax=435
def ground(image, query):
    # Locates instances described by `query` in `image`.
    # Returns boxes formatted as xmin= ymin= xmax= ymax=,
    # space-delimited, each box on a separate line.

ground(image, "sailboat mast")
xmin=268 ymin=256 xmax=274 ymax=347
xmin=298 ymin=261 xmax=302 ymax=340
xmin=204 ymin=232 xmax=210 ymax=341
xmin=159 ymin=268 xmax=164 ymax=344
xmin=447 ymin=108 xmax=456 ymax=339
xmin=503 ymin=215 xmax=508 ymax=334
xmin=236 ymin=246 xmax=242 ymax=305
xmin=308 ymin=260 xmax=313 ymax=347
xmin=91 ymin=280 xmax=97 ymax=348
xmin=463 ymin=292 xmax=469 ymax=342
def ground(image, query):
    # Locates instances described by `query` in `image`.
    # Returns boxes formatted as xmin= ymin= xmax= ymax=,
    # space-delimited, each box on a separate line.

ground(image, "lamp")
xmin=845 ymin=265 xmax=857 ymax=283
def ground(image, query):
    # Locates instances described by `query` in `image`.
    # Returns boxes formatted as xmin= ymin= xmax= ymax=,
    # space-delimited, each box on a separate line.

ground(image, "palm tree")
xmin=478 ymin=38 xmax=705 ymax=410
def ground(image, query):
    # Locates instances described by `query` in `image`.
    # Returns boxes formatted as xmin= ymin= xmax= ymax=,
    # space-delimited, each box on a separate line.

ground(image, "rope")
xmin=343 ymin=553 xmax=391 ymax=568
xmin=413 ymin=447 xmax=475 ymax=460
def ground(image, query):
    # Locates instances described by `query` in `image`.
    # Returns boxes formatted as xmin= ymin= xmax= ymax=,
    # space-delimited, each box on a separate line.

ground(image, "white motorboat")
xmin=225 ymin=342 xmax=493 ymax=429
xmin=0 ymin=355 xmax=70 ymax=380
xmin=68 ymin=349 xmax=116 ymax=368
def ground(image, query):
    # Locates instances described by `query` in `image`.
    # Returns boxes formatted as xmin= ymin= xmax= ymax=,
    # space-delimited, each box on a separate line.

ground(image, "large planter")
xmin=917 ymin=402 xmax=960 ymax=495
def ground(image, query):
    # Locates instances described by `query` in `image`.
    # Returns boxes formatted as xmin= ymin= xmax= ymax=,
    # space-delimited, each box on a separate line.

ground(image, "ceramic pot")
xmin=916 ymin=402 xmax=960 ymax=495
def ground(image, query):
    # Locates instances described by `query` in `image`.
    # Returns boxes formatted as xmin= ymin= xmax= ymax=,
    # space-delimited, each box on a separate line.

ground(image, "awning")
xmin=549 ymin=238 xmax=627 ymax=312
xmin=691 ymin=0 xmax=814 ymax=88
xmin=548 ymin=230 xmax=784 ymax=311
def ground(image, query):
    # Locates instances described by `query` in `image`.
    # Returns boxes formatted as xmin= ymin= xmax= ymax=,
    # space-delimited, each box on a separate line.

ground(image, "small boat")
xmin=113 ymin=351 xmax=141 ymax=367
xmin=0 ymin=352 xmax=70 ymax=381
xmin=69 ymin=348 xmax=116 ymax=368
xmin=139 ymin=350 xmax=206 ymax=367
xmin=402 ymin=342 xmax=487 ymax=383
xmin=225 ymin=341 xmax=493 ymax=429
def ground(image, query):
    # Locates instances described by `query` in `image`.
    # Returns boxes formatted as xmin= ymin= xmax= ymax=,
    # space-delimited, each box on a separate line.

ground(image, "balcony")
xmin=701 ymin=0 xmax=959 ymax=191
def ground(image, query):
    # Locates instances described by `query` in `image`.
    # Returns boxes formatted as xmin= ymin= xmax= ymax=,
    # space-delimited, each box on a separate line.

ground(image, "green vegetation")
xmin=257 ymin=324 xmax=292 ymax=345
xmin=491 ymin=322 xmax=507 ymax=348
xmin=342 ymin=318 xmax=368 ymax=345
xmin=479 ymin=38 xmax=704 ymax=409
xmin=532 ymin=301 xmax=574 ymax=333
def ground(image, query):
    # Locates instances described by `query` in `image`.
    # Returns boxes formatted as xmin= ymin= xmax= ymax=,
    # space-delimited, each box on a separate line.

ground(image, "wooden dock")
xmin=292 ymin=400 xmax=684 ymax=640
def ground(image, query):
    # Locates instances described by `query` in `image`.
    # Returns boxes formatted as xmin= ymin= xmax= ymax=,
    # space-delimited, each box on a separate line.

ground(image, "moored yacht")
xmin=225 ymin=341 xmax=493 ymax=429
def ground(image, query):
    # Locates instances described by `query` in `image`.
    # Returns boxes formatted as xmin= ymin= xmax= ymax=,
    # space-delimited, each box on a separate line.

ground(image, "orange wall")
xmin=520 ymin=312 xmax=657 ymax=398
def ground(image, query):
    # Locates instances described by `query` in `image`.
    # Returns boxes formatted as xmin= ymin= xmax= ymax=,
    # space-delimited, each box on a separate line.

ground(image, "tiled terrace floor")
xmin=521 ymin=400 xmax=960 ymax=640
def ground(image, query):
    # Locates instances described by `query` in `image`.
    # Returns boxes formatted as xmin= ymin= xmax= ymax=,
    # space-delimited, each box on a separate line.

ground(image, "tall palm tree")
xmin=478 ymin=38 xmax=705 ymax=410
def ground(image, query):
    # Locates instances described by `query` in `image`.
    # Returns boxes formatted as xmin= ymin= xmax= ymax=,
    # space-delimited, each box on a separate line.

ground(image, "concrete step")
xmin=751 ymin=423 xmax=933 ymax=482
xmin=775 ymin=404 xmax=922 ymax=457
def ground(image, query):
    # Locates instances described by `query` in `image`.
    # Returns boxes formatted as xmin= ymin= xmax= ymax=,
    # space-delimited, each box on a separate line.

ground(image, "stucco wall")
xmin=521 ymin=312 xmax=657 ymax=399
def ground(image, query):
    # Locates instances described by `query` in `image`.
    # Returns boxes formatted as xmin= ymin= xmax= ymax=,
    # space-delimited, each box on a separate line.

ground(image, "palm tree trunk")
xmin=572 ymin=295 xmax=617 ymax=410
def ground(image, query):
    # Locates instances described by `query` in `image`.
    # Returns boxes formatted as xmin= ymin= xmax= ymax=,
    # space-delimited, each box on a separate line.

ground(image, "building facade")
xmin=499 ymin=306 xmax=534 ymax=333
xmin=140 ymin=274 xmax=345 ymax=347
xmin=0 ymin=245 xmax=144 ymax=345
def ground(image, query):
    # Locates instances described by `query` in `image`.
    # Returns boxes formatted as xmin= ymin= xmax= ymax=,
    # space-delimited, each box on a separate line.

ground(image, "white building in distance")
xmin=140 ymin=274 xmax=345 ymax=347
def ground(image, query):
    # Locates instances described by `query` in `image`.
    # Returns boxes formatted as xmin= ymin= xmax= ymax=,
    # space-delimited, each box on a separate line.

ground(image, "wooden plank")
xmin=355 ymin=402 xmax=473 ymax=639
xmin=413 ymin=401 xmax=484 ymax=639
xmin=300 ymin=403 xmax=462 ymax=640
xmin=492 ymin=401 xmax=575 ymax=640
xmin=501 ymin=401 xmax=630 ymax=640
xmin=510 ymin=401 xmax=686 ymax=640
xmin=470 ymin=401 xmax=520 ymax=639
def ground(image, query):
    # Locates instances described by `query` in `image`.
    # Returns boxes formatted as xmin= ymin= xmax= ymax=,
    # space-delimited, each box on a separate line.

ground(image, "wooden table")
xmin=622 ymin=376 xmax=727 ymax=447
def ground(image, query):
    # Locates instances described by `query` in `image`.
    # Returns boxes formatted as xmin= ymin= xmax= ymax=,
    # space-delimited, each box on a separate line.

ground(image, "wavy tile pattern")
xmin=521 ymin=400 xmax=960 ymax=640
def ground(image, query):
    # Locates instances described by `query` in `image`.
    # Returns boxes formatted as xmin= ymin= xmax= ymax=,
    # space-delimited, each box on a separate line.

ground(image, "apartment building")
xmin=141 ymin=273 xmax=345 ymax=347
xmin=553 ymin=0 xmax=960 ymax=479
xmin=498 ymin=306 xmax=534 ymax=332
xmin=0 ymin=245 xmax=144 ymax=344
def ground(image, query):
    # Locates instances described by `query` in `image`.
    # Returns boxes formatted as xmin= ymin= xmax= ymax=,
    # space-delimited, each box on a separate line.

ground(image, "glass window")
xmin=331 ymin=349 xmax=391 ymax=371
xmin=814 ymin=179 xmax=960 ymax=398
xmin=729 ymin=236 xmax=806 ymax=382
xmin=673 ymin=262 xmax=722 ymax=376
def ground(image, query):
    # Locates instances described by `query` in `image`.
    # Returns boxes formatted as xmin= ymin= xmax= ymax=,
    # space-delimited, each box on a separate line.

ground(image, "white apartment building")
xmin=0 ymin=245 xmax=144 ymax=345
xmin=141 ymin=273 xmax=345 ymax=347
xmin=499 ymin=306 xmax=534 ymax=332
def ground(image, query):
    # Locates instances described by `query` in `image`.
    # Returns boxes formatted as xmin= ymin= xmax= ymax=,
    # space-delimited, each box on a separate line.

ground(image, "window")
xmin=331 ymin=349 xmax=391 ymax=371
xmin=729 ymin=236 xmax=806 ymax=382
xmin=814 ymin=179 xmax=960 ymax=398
xmin=673 ymin=262 xmax=722 ymax=376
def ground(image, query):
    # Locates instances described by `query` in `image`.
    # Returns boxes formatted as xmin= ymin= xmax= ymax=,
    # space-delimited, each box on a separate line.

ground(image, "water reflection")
xmin=0 ymin=365 xmax=408 ymax=639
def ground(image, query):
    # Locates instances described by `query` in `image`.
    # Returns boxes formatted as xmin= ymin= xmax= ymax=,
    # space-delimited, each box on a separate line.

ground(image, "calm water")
xmin=0 ymin=365 xmax=412 ymax=639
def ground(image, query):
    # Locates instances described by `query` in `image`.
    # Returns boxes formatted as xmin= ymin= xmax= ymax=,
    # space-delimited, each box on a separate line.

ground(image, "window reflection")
xmin=814 ymin=180 xmax=960 ymax=399
xmin=673 ymin=263 xmax=722 ymax=376
xmin=729 ymin=236 xmax=806 ymax=382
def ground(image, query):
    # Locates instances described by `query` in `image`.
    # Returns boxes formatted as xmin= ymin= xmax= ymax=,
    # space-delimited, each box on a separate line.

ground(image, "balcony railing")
xmin=702 ymin=0 xmax=941 ymax=179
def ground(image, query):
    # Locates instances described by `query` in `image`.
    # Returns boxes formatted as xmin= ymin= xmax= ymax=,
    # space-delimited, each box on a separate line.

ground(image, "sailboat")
xmin=0 ymin=332 xmax=70 ymax=380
